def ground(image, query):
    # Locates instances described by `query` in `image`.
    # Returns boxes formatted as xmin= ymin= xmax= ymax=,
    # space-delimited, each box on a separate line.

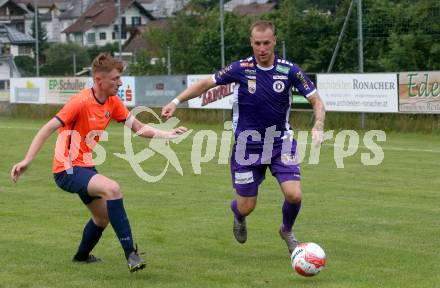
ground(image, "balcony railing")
xmin=0 ymin=15 xmax=25 ymax=21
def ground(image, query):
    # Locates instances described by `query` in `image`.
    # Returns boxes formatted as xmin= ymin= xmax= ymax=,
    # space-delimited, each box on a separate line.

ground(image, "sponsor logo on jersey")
xmin=295 ymin=71 xmax=311 ymax=91
xmin=246 ymin=75 xmax=256 ymax=79
xmin=240 ymin=62 xmax=255 ymax=68
xmin=248 ymin=79 xmax=256 ymax=94
xmin=273 ymin=80 xmax=285 ymax=93
xmin=105 ymin=111 xmax=110 ymax=118
xmin=244 ymin=69 xmax=256 ymax=75
xmin=273 ymin=75 xmax=288 ymax=80
xmin=218 ymin=64 xmax=233 ymax=76
xmin=201 ymin=84 xmax=234 ymax=106
xmin=276 ymin=65 xmax=290 ymax=75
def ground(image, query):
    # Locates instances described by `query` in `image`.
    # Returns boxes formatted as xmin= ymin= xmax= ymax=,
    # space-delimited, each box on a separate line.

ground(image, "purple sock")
xmin=282 ymin=200 xmax=301 ymax=232
xmin=230 ymin=199 xmax=245 ymax=222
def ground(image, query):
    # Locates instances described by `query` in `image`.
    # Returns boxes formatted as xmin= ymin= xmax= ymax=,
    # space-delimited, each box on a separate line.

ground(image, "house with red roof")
xmin=63 ymin=0 xmax=154 ymax=47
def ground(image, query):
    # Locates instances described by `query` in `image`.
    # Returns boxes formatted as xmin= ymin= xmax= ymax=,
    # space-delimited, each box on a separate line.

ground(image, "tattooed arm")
xmin=308 ymin=92 xmax=326 ymax=147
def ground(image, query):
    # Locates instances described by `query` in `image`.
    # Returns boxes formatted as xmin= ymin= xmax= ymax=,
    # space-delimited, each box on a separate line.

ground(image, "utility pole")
xmin=220 ymin=0 xmax=225 ymax=121
xmin=357 ymin=0 xmax=364 ymax=74
xmin=357 ymin=0 xmax=365 ymax=128
xmin=328 ymin=0 xmax=354 ymax=72
xmin=220 ymin=0 xmax=225 ymax=68
xmin=73 ymin=53 xmax=77 ymax=75
xmin=167 ymin=45 xmax=171 ymax=75
xmin=9 ymin=55 xmax=13 ymax=78
xmin=117 ymin=0 xmax=122 ymax=59
xmin=34 ymin=0 xmax=39 ymax=76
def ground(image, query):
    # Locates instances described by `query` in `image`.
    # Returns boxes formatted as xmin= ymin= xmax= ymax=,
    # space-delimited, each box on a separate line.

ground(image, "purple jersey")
xmin=213 ymin=55 xmax=316 ymax=147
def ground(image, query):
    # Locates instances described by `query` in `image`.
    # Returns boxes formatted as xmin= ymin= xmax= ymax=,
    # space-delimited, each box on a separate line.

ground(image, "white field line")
xmin=0 ymin=125 xmax=439 ymax=154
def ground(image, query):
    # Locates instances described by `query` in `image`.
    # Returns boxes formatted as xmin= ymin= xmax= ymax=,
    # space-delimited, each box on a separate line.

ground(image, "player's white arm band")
xmin=172 ymin=98 xmax=180 ymax=105
xmin=305 ymin=89 xmax=317 ymax=98
xmin=211 ymin=74 xmax=218 ymax=84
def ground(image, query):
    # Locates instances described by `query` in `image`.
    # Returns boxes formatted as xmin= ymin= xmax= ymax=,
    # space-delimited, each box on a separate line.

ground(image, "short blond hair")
xmin=250 ymin=20 xmax=276 ymax=36
xmin=92 ymin=53 xmax=123 ymax=75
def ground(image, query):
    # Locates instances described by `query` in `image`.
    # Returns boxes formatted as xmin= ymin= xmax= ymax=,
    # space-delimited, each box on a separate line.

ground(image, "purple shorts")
xmin=230 ymin=139 xmax=300 ymax=197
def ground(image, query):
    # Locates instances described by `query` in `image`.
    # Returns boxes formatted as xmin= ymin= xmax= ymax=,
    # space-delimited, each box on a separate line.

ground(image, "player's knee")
xmin=104 ymin=181 xmax=123 ymax=199
xmin=242 ymin=205 xmax=255 ymax=216
xmin=93 ymin=216 xmax=109 ymax=228
xmin=239 ymin=200 xmax=256 ymax=215
xmin=285 ymin=190 xmax=302 ymax=204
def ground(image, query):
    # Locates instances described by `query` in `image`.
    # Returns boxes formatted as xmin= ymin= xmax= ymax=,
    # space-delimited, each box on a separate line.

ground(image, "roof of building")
xmin=123 ymin=18 xmax=168 ymax=54
xmin=0 ymin=24 xmax=35 ymax=44
xmin=63 ymin=0 xmax=154 ymax=33
xmin=58 ymin=0 xmax=93 ymax=20
xmin=13 ymin=0 xmax=60 ymax=7
xmin=0 ymin=0 xmax=31 ymax=14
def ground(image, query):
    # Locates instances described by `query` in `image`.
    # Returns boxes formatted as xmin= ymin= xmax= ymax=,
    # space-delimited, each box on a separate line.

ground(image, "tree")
xmin=270 ymin=0 xmax=336 ymax=72
xmin=14 ymin=55 xmax=35 ymax=76
xmin=87 ymin=43 xmax=120 ymax=62
xmin=127 ymin=49 xmax=167 ymax=76
xmin=41 ymin=43 xmax=90 ymax=76
xmin=128 ymin=12 xmax=205 ymax=75
xmin=187 ymin=0 xmax=219 ymax=11
xmin=30 ymin=17 xmax=49 ymax=64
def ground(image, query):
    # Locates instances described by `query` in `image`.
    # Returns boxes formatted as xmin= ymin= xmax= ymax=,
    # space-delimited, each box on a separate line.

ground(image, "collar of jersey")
xmin=91 ymin=88 xmax=106 ymax=105
xmin=256 ymin=63 xmax=274 ymax=71
xmin=253 ymin=55 xmax=275 ymax=71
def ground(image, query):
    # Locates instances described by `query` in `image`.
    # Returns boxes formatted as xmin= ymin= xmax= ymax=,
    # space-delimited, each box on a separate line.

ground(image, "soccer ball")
xmin=291 ymin=242 xmax=326 ymax=277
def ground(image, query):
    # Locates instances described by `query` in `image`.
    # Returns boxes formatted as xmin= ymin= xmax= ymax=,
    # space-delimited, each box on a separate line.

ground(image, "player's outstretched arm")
xmin=161 ymin=76 xmax=216 ymax=119
xmin=10 ymin=118 xmax=62 ymax=183
xmin=126 ymin=116 xmax=188 ymax=139
xmin=308 ymin=92 xmax=326 ymax=147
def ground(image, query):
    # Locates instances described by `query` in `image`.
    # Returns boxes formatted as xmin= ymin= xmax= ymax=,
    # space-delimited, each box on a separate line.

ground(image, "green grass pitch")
xmin=0 ymin=117 xmax=439 ymax=288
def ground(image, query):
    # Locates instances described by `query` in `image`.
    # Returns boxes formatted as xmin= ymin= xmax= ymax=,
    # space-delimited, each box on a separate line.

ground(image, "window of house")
xmin=99 ymin=32 xmax=106 ymax=40
xmin=113 ymin=32 xmax=126 ymax=39
xmin=87 ymin=32 xmax=96 ymax=44
xmin=74 ymin=33 xmax=82 ymax=43
xmin=0 ymin=80 xmax=9 ymax=91
xmin=132 ymin=17 xmax=141 ymax=26
xmin=18 ymin=45 xmax=32 ymax=55
xmin=1 ymin=44 xmax=10 ymax=55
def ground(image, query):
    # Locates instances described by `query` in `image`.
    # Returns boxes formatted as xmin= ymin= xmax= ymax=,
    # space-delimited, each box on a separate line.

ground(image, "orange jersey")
xmin=52 ymin=88 xmax=129 ymax=173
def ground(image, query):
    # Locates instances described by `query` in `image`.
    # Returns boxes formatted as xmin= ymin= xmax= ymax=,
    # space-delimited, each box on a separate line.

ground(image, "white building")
xmin=63 ymin=0 xmax=154 ymax=47
xmin=58 ymin=0 xmax=93 ymax=43
xmin=0 ymin=24 xmax=35 ymax=79
xmin=0 ymin=0 xmax=30 ymax=33
xmin=12 ymin=0 xmax=63 ymax=43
